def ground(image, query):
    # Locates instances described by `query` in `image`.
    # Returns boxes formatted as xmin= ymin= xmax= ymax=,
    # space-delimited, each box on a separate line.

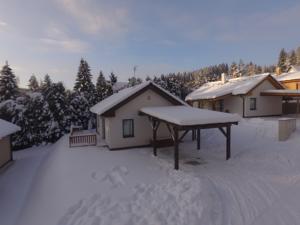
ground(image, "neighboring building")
xmin=185 ymin=73 xmax=285 ymax=117
xmin=277 ymin=67 xmax=300 ymax=90
xmin=0 ymin=119 xmax=20 ymax=168
xmin=90 ymin=81 xmax=186 ymax=150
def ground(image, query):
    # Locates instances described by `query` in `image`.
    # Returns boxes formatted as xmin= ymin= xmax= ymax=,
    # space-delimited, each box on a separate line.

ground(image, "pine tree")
xmin=296 ymin=47 xmax=300 ymax=66
xmin=0 ymin=62 xmax=18 ymax=102
xmin=238 ymin=59 xmax=245 ymax=77
xmin=74 ymin=58 xmax=96 ymax=105
xmin=41 ymin=74 xmax=52 ymax=93
xmin=109 ymin=72 xmax=118 ymax=86
xmin=95 ymin=71 xmax=113 ymax=102
xmin=46 ymin=82 xmax=70 ymax=137
xmin=145 ymin=75 xmax=151 ymax=81
xmin=23 ymin=93 xmax=57 ymax=146
xmin=69 ymin=93 xmax=90 ymax=129
xmin=28 ymin=74 xmax=40 ymax=91
xmin=278 ymin=48 xmax=288 ymax=73
xmin=229 ymin=62 xmax=239 ymax=78
xmin=246 ymin=62 xmax=256 ymax=76
xmin=289 ymin=50 xmax=297 ymax=66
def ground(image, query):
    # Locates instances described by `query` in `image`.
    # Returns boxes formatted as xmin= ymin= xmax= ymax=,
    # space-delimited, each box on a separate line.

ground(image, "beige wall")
xmin=281 ymin=80 xmax=300 ymax=90
xmin=223 ymin=96 xmax=243 ymax=115
xmin=0 ymin=136 xmax=11 ymax=167
xmin=104 ymin=89 xmax=175 ymax=149
xmin=244 ymin=79 xmax=282 ymax=117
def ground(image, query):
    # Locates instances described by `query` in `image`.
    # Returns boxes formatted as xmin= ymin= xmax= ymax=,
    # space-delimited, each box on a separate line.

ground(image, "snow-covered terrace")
xmin=140 ymin=106 xmax=240 ymax=169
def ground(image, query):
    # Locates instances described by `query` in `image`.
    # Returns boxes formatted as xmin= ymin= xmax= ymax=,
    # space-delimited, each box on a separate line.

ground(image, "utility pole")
xmin=133 ymin=65 xmax=138 ymax=77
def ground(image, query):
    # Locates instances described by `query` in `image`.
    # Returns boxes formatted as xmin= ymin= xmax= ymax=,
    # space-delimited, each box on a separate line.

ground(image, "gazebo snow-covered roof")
xmin=140 ymin=106 xmax=239 ymax=126
xmin=185 ymin=73 xmax=283 ymax=101
xmin=90 ymin=81 xmax=186 ymax=117
xmin=140 ymin=106 xmax=240 ymax=169
xmin=0 ymin=119 xmax=20 ymax=139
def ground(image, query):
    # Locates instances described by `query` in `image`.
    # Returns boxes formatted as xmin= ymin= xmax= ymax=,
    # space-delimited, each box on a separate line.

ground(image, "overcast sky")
xmin=0 ymin=0 xmax=300 ymax=89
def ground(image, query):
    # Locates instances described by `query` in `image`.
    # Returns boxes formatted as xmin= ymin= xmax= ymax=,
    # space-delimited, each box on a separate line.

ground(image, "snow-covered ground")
xmin=2 ymin=117 xmax=300 ymax=225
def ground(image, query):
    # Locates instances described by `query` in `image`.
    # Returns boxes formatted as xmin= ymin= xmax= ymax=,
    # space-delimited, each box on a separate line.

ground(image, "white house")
xmin=185 ymin=73 xmax=285 ymax=117
xmin=90 ymin=81 xmax=186 ymax=150
xmin=0 ymin=119 xmax=20 ymax=168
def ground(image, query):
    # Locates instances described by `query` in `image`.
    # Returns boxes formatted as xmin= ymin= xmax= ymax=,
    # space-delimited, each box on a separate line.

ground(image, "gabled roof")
xmin=90 ymin=81 xmax=186 ymax=116
xmin=277 ymin=71 xmax=300 ymax=82
xmin=185 ymin=73 xmax=284 ymax=101
xmin=0 ymin=119 xmax=20 ymax=139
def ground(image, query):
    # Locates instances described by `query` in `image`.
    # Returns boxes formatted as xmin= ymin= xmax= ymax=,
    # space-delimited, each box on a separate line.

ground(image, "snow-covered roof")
xmin=90 ymin=81 xmax=186 ymax=115
xmin=288 ymin=65 xmax=300 ymax=73
xmin=185 ymin=73 xmax=281 ymax=101
xmin=276 ymin=71 xmax=300 ymax=82
xmin=140 ymin=106 xmax=240 ymax=126
xmin=0 ymin=119 xmax=21 ymax=139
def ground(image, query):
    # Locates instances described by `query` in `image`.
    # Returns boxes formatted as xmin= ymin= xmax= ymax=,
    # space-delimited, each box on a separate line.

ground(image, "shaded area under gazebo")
xmin=139 ymin=106 xmax=240 ymax=170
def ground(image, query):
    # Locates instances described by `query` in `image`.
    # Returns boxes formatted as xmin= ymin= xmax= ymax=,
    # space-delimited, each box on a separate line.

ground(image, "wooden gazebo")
xmin=140 ymin=106 xmax=239 ymax=170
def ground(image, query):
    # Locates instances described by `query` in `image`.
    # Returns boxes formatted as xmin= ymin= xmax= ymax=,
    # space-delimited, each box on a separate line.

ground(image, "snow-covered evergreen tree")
xmin=41 ymin=74 xmax=52 ymax=91
xmin=23 ymin=93 xmax=58 ymax=146
xmin=229 ymin=62 xmax=239 ymax=78
xmin=289 ymin=50 xmax=297 ymax=66
xmin=28 ymin=74 xmax=40 ymax=92
xmin=69 ymin=93 xmax=90 ymax=129
xmin=246 ymin=62 xmax=256 ymax=76
xmin=296 ymin=47 xmax=300 ymax=66
xmin=45 ymin=82 xmax=70 ymax=137
xmin=74 ymin=58 xmax=96 ymax=105
xmin=0 ymin=62 xmax=18 ymax=102
xmin=95 ymin=71 xmax=113 ymax=102
xmin=278 ymin=48 xmax=288 ymax=73
xmin=238 ymin=59 xmax=246 ymax=77
xmin=109 ymin=72 xmax=118 ymax=86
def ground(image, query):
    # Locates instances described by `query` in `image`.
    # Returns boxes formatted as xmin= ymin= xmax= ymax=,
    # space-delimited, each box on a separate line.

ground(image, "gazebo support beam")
xmin=197 ymin=128 xmax=201 ymax=150
xmin=226 ymin=125 xmax=231 ymax=160
xmin=151 ymin=119 xmax=160 ymax=156
xmin=174 ymin=126 xmax=179 ymax=170
xmin=179 ymin=130 xmax=189 ymax=142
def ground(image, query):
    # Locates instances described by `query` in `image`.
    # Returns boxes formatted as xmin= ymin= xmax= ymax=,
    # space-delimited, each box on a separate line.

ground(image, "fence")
xmin=69 ymin=133 xmax=97 ymax=147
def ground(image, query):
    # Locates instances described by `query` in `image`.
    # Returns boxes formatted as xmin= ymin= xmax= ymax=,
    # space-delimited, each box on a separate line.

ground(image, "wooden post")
xmin=174 ymin=127 xmax=179 ymax=170
xmin=226 ymin=125 xmax=231 ymax=160
xmin=192 ymin=129 xmax=196 ymax=141
xmin=197 ymin=128 xmax=200 ymax=150
xmin=152 ymin=120 xmax=157 ymax=156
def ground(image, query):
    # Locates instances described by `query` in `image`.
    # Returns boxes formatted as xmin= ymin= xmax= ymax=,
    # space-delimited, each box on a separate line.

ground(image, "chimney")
xmin=221 ymin=73 xmax=226 ymax=84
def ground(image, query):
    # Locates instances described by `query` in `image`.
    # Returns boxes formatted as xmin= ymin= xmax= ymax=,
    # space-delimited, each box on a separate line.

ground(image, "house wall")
xmin=244 ymin=79 xmax=282 ymax=117
xmin=223 ymin=96 xmax=243 ymax=115
xmin=104 ymin=89 xmax=175 ymax=149
xmin=281 ymin=80 xmax=300 ymax=90
xmin=0 ymin=136 xmax=11 ymax=168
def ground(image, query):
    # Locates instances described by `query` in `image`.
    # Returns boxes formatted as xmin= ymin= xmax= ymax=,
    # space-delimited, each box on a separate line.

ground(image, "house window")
xmin=250 ymin=98 xmax=256 ymax=110
xmin=123 ymin=119 xmax=134 ymax=138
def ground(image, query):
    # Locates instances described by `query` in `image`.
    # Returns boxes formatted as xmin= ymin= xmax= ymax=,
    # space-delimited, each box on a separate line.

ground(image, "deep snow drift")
xmin=2 ymin=117 xmax=300 ymax=225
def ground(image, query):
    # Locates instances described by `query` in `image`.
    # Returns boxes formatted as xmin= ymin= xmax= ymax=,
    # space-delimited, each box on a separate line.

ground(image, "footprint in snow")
xmin=91 ymin=166 xmax=129 ymax=188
